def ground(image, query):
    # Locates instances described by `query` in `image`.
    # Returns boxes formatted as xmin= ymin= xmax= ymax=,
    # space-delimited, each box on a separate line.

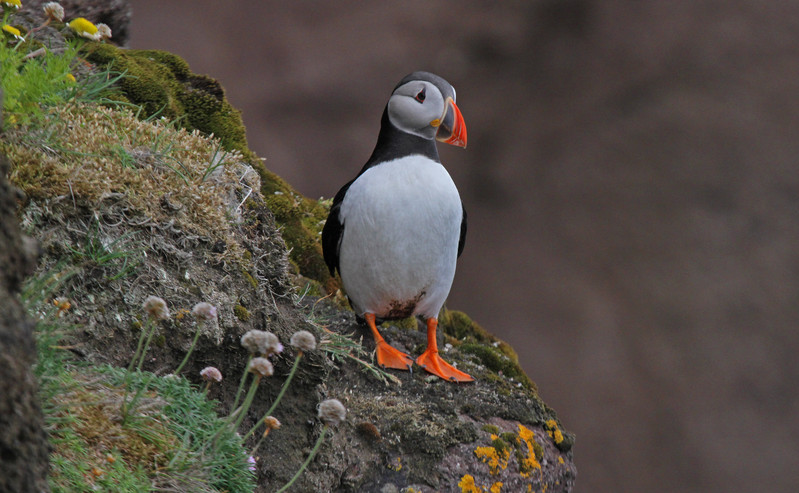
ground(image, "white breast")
xmin=338 ymin=154 xmax=463 ymax=319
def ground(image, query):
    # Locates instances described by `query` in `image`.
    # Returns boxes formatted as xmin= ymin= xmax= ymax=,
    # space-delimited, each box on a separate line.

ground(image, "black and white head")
xmin=386 ymin=71 xmax=467 ymax=148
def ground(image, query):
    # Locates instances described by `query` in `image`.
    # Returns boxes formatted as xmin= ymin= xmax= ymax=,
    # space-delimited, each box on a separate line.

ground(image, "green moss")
xmin=439 ymin=309 xmax=537 ymax=392
xmin=532 ymin=439 xmax=544 ymax=461
xmin=84 ymin=44 xmax=253 ymax=160
xmin=490 ymin=436 xmax=510 ymax=456
xmin=233 ymin=304 xmax=251 ymax=322
xmin=84 ymin=44 xmax=334 ymax=288
xmin=383 ymin=316 xmax=417 ymax=331
xmin=258 ymin=170 xmax=331 ymax=284
xmin=499 ymin=431 xmax=517 ymax=445
xmin=460 ymin=342 xmax=535 ymax=391
xmin=481 ymin=424 xmax=500 ymax=435
xmin=241 ymin=269 xmax=258 ymax=290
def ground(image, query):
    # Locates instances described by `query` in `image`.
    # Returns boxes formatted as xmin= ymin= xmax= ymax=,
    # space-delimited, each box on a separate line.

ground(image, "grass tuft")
xmin=25 ymin=270 xmax=255 ymax=493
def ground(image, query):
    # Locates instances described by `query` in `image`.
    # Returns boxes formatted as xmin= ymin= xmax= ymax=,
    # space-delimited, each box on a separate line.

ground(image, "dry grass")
xmin=3 ymin=103 xmax=250 ymax=245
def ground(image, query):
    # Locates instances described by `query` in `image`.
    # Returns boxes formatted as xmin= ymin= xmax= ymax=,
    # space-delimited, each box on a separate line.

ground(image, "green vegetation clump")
xmin=27 ymin=272 xmax=254 ymax=493
xmin=234 ymin=304 xmax=251 ymax=322
xmin=84 ymin=44 xmax=251 ymax=160
xmin=439 ymin=310 xmax=536 ymax=391
xmin=80 ymin=44 xmax=333 ymax=287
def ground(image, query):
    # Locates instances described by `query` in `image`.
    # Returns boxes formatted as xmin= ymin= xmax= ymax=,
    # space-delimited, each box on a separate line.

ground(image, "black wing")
xmin=322 ymin=180 xmax=354 ymax=276
xmin=458 ymin=202 xmax=467 ymax=258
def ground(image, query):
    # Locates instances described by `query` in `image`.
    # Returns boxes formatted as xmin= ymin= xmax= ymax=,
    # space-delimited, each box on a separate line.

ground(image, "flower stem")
xmin=232 ymin=375 xmax=262 ymax=431
xmin=275 ymin=425 xmax=328 ymax=493
xmin=174 ymin=322 xmax=203 ymax=375
xmin=121 ymin=318 xmax=155 ymax=421
xmin=244 ymin=352 xmax=302 ymax=440
xmin=127 ymin=318 xmax=153 ymax=374
xmin=229 ymin=354 xmax=254 ymax=417
xmin=135 ymin=320 xmax=158 ymax=371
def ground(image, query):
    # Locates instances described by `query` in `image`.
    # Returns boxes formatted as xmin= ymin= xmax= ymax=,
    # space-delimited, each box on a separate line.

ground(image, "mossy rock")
xmin=256 ymin=166 xmax=332 ymax=285
xmin=439 ymin=309 xmax=535 ymax=390
xmin=85 ymin=44 xmax=251 ymax=159
xmin=84 ymin=44 xmax=333 ymax=287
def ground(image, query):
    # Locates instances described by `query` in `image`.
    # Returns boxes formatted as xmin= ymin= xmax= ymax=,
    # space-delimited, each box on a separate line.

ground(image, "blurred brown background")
xmin=127 ymin=1 xmax=799 ymax=492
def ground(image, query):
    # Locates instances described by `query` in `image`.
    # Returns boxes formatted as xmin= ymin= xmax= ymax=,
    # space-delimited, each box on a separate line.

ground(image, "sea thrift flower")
xmin=240 ymin=330 xmax=283 ymax=356
xmin=43 ymin=2 xmax=63 ymax=21
xmin=264 ymin=416 xmax=281 ymax=431
xmin=192 ymin=302 xmax=217 ymax=321
xmin=68 ymin=17 xmax=100 ymax=40
xmin=318 ymin=399 xmax=346 ymax=427
xmin=2 ymin=24 xmax=22 ymax=40
xmin=275 ymin=399 xmax=345 ymax=492
xmin=53 ymin=297 xmax=71 ymax=316
xmin=95 ymin=22 xmax=111 ymax=40
xmin=247 ymin=456 xmax=256 ymax=472
xmin=290 ymin=330 xmax=316 ymax=352
xmin=248 ymin=357 xmax=274 ymax=377
xmin=200 ymin=366 xmax=223 ymax=383
xmin=142 ymin=295 xmax=170 ymax=321
xmin=250 ymin=415 xmax=282 ymax=454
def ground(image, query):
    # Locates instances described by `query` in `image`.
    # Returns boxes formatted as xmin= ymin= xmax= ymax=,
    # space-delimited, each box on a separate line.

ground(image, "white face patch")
xmin=387 ymin=81 xmax=446 ymax=139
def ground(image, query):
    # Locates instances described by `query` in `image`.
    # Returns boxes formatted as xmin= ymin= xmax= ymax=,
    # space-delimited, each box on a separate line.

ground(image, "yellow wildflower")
xmin=68 ymin=17 xmax=100 ymax=40
xmin=489 ymin=482 xmax=503 ymax=493
xmin=2 ymin=0 xmax=21 ymax=9
xmin=65 ymin=73 xmax=76 ymax=83
xmin=2 ymin=24 xmax=22 ymax=40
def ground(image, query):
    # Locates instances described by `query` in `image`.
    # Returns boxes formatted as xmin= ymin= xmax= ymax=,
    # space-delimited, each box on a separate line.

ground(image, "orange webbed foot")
xmin=364 ymin=313 xmax=413 ymax=371
xmin=416 ymin=349 xmax=474 ymax=382
xmin=375 ymin=340 xmax=414 ymax=370
xmin=416 ymin=317 xmax=474 ymax=382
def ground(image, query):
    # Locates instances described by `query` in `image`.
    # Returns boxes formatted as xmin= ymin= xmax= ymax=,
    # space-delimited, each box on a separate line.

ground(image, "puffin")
xmin=322 ymin=71 xmax=473 ymax=382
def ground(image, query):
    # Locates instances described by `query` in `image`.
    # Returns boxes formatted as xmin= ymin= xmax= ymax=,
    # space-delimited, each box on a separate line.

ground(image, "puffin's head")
xmin=387 ymin=71 xmax=467 ymax=148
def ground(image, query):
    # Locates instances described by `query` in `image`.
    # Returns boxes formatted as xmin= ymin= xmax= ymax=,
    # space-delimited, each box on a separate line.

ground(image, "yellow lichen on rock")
xmin=517 ymin=424 xmax=542 ymax=478
xmin=459 ymin=474 xmax=504 ymax=493
xmin=474 ymin=444 xmax=510 ymax=475
xmin=544 ymin=419 xmax=564 ymax=445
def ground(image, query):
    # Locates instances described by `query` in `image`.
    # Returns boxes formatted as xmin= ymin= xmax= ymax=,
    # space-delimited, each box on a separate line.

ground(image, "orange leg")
xmin=365 ymin=313 xmax=413 ymax=371
xmin=416 ymin=318 xmax=474 ymax=382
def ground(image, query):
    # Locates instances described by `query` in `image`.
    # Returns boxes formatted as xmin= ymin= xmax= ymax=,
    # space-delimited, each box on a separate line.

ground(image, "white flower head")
xmin=240 ymin=330 xmax=283 ymax=356
xmin=290 ymin=330 xmax=316 ymax=352
xmin=248 ymin=357 xmax=274 ymax=377
xmin=95 ymin=23 xmax=111 ymax=40
xmin=200 ymin=366 xmax=222 ymax=383
xmin=142 ymin=295 xmax=170 ymax=321
xmin=192 ymin=302 xmax=217 ymax=322
xmin=318 ymin=399 xmax=346 ymax=427
xmin=43 ymin=2 xmax=64 ymax=22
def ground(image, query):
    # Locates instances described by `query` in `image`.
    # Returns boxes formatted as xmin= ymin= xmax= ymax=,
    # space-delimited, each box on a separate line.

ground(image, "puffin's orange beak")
xmin=434 ymin=97 xmax=467 ymax=148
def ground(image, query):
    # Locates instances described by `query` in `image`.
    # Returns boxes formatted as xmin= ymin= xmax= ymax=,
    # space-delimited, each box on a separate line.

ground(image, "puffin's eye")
xmin=414 ymin=88 xmax=426 ymax=103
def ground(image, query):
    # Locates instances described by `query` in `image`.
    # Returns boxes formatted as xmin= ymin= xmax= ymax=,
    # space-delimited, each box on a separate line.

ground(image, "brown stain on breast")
xmin=385 ymin=290 xmax=426 ymax=319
